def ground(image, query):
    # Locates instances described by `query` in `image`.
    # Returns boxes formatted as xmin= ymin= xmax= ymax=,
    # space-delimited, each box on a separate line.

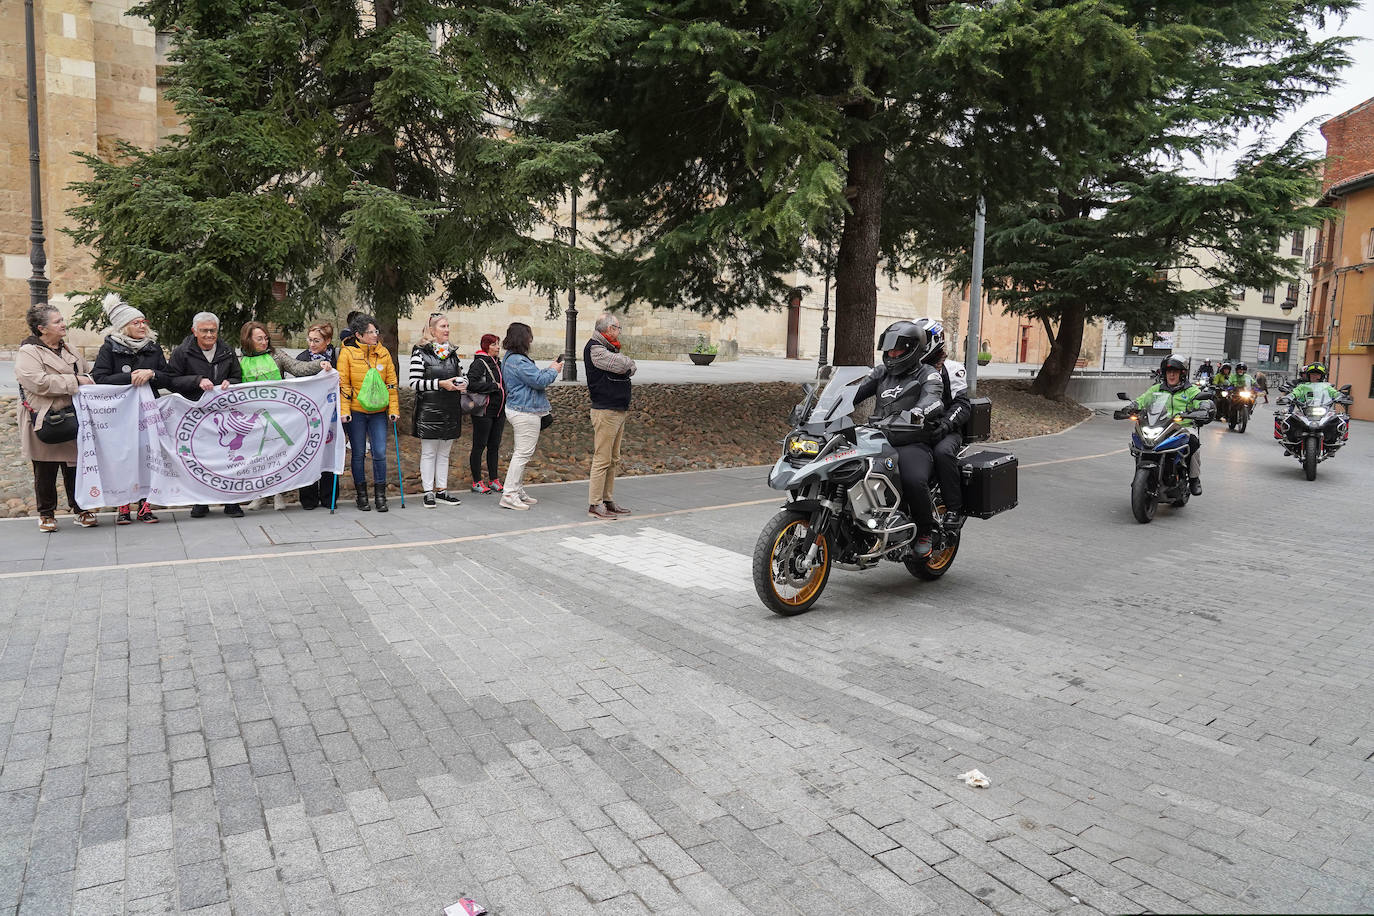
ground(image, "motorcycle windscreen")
xmin=1301 ymin=388 xmax=1337 ymax=410
xmin=1139 ymin=391 xmax=1175 ymax=424
xmin=806 ymin=366 xmax=872 ymax=429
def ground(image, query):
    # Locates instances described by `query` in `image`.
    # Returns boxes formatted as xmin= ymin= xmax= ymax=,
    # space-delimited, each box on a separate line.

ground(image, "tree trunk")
xmin=1029 ymin=302 xmax=1086 ymax=400
xmin=832 ymin=130 xmax=886 ymax=367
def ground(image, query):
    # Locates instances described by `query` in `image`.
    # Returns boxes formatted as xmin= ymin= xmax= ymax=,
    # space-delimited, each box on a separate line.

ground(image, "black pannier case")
xmin=958 ymin=449 xmax=1018 ymax=518
xmin=961 ymin=397 xmax=992 ymax=443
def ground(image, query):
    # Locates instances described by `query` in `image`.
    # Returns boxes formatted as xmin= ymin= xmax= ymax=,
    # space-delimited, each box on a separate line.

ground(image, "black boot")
xmin=355 ymin=481 xmax=371 ymax=511
xmin=1189 ymin=478 xmax=1202 ymax=496
xmin=374 ymin=487 xmax=389 ymax=512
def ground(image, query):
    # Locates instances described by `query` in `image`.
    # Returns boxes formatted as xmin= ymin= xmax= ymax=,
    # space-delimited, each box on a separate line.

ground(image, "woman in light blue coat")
xmin=498 ymin=322 xmax=562 ymax=510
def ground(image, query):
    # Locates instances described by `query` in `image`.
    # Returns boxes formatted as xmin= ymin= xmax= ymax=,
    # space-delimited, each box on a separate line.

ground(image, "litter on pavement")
xmin=957 ymin=769 xmax=991 ymax=788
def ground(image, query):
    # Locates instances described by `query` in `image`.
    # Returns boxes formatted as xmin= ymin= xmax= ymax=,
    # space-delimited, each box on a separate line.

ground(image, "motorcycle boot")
xmin=913 ymin=530 xmax=934 ymax=558
xmin=1189 ymin=478 xmax=1202 ymax=496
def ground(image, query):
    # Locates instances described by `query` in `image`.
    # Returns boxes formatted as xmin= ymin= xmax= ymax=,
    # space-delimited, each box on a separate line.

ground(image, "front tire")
xmin=1130 ymin=467 xmax=1157 ymax=524
xmin=753 ymin=510 xmax=832 ymax=616
xmin=1303 ymin=437 xmax=1319 ymax=481
xmin=1237 ymin=408 xmax=1248 ymax=434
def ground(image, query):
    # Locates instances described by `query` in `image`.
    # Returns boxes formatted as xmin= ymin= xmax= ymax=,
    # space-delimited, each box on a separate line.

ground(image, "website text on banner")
xmin=74 ymin=375 xmax=345 ymax=509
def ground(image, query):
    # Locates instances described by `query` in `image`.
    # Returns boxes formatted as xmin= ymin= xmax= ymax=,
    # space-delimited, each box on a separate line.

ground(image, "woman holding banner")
xmin=239 ymin=321 xmax=332 ymax=511
xmin=16 ymin=304 xmax=96 ymax=533
xmin=337 ymin=313 xmax=399 ymax=512
xmin=91 ymin=293 xmax=171 ymax=524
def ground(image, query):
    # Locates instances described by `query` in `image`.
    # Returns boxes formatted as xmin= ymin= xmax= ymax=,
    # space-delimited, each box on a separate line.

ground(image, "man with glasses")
xmin=167 ymin=311 xmax=245 ymax=518
xmin=583 ymin=313 xmax=636 ymax=520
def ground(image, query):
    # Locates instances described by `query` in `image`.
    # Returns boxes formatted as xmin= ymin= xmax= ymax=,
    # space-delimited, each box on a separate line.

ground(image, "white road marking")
xmin=560 ymin=527 xmax=753 ymax=591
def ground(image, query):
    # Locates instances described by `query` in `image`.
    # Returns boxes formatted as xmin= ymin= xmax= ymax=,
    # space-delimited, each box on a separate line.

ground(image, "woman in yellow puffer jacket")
xmin=336 ymin=313 xmax=399 ymax=512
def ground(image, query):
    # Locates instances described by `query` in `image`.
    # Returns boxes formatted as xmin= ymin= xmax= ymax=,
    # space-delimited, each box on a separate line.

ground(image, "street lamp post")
xmin=25 ymin=0 xmax=50 ymax=306
xmin=817 ymin=237 xmax=831 ymax=370
xmin=962 ymin=196 xmax=987 ymax=397
xmin=562 ymin=184 xmax=579 ymax=381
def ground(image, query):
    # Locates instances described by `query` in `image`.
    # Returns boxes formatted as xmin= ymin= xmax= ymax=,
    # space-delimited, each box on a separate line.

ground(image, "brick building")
xmin=1301 ymin=96 xmax=1374 ymax=422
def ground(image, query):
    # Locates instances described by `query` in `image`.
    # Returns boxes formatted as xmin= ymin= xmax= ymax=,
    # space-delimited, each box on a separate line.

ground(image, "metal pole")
xmin=562 ymin=184 xmax=579 ymax=381
xmin=817 ymin=236 xmax=832 ymax=370
xmin=963 ymin=196 xmax=986 ymax=397
xmin=25 ymin=0 xmax=50 ymax=305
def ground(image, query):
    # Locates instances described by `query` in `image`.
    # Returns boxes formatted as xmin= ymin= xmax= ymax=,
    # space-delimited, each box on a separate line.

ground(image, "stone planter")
xmin=977 ymin=355 xmax=992 ymax=367
xmin=688 ymin=352 xmax=717 ymax=366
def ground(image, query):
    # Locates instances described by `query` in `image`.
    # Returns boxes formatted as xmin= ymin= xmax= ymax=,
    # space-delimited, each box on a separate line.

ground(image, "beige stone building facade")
xmin=3 ymin=3 xmax=950 ymax=362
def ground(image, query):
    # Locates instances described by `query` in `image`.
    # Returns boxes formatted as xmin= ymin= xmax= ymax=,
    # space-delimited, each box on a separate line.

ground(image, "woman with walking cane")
xmin=336 ymin=313 xmax=399 ymax=512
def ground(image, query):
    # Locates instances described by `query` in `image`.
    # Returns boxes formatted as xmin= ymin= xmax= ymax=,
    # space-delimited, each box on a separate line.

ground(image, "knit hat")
xmin=102 ymin=292 xmax=144 ymax=331
xmin=480 ymin=333 xmax=499 ymax=351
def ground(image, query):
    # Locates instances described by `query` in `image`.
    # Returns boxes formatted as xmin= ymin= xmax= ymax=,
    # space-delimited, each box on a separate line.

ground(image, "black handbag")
xmin=20 ymin=358 xmax=81 ymax=445
xmin=34 ymin=405 xmax=79 ymax=444
xmin=540 ymin=412 xmax=553 ymax=431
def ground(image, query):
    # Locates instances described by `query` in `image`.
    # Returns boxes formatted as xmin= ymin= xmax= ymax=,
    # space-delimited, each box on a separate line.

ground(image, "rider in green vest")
xmin=1134 ymin=355 xmax=1209 ymax=495
xmin=1290 ymin=362 xmax=1342 ymax=404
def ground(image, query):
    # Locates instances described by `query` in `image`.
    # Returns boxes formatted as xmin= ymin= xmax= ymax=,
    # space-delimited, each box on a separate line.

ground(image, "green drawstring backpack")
xmin=356 ymin=363 xmax=389 ymax=412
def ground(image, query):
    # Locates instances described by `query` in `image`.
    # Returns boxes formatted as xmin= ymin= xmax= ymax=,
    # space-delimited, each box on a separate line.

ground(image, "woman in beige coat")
xmin=16 ymin=304 xmax=96 ymax=532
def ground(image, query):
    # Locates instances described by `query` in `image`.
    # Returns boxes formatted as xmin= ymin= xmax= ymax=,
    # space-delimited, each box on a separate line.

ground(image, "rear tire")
xmin=1303 ymin=437 xmax=1319 ymax=481
xmin=906 ymin=529 xmax=960 ymax=580
xmin=1130 ymin=467 xmax=1156 ymax=524
xmin=753 ymin=510 xmax=832 ymax=616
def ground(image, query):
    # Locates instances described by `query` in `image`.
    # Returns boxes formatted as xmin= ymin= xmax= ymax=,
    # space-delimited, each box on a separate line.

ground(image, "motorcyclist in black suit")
xmin=855 ymin=321 xmax=968 ymax=558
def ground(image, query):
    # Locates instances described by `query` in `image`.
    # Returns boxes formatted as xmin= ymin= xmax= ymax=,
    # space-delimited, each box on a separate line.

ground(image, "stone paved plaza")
xmin=1 ymin=411 xmax=1371 ymax=914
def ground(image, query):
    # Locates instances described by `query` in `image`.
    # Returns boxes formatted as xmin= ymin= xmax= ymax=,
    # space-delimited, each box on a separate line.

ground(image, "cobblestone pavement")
xmin=1 ymin=413 xmax=1372 ymax=914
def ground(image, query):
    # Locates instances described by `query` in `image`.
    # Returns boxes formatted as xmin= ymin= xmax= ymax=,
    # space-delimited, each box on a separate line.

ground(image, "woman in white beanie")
xmin=91 ymin=293 xmax=171 ymax=524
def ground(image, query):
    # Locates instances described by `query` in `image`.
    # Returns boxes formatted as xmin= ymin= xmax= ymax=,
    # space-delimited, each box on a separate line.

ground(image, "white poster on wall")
xmin=74 ymin=375 xmax=344 ymax=509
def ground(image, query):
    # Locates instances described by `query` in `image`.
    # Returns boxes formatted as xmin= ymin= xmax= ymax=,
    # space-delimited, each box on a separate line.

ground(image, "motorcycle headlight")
xmin=1305 ymin=406 xmax=1328 ymax=418
xmin=1140 ymin=425 xmax=1164 ymax=441
xmin=786 ymin=435 xmax=822 ymax=457
xmin=1239 ymin=391 xmax=1252 ymax=400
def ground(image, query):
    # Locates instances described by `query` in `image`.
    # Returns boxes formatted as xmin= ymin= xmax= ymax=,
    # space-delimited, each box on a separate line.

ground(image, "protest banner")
xmin=75 ymin=375 xmax=344 ymax=509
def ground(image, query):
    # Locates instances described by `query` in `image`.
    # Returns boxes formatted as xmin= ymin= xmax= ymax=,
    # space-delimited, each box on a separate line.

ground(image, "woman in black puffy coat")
xmin=408 ymin=314 xmax=468 ymax=508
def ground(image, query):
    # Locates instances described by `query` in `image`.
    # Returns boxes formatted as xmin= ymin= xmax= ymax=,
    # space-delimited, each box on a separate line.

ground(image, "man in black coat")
xmin=167 ymin=311 xmax=242 ymax=401
xmin=166 ymin=312 xmax=245 ymax=518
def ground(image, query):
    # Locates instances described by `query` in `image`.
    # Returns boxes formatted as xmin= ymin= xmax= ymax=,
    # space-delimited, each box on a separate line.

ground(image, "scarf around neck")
xmin=110 ymin=330 xmax=159 ymax=352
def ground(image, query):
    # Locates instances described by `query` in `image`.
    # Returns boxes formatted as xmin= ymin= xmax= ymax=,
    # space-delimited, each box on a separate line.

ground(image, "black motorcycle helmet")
xmin=912 ymin=318 xmax=947 ymax=365
xmin=1303 ymin=362 xmax=1328 ymax=381
xmin=1236 ymin=362 xmax=1248 ymax=374
xmin=878 ymin=321 xmax=929 ymax=376
xmin=1159 ymin=355 xmax=1188 ymax=392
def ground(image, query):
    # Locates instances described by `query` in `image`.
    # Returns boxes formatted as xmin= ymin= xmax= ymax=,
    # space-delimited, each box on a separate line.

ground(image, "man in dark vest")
xmin=583 ymin=313 xmax=637 ymax=520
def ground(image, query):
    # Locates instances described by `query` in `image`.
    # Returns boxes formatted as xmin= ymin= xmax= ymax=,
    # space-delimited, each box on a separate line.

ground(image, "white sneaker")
xmin=273 ymin=494 xmax=287 ymax=510
xmin=246 ymin=498 xmax=266 ymax=510
xmin=499 ymin=494 xmax=529 ymax=511
xmin=518 ymin=491 xmax=538 ymax=505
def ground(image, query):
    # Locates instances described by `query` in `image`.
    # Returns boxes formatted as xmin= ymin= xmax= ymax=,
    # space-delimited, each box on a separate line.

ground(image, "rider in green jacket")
xmin=1134 ymin=355 xmax=1209 ymax=495
xmin=1290 ymin=362 xmax=1342 ymax=404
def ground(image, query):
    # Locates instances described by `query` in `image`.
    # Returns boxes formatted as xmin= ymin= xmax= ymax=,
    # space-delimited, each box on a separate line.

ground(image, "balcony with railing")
xmin=1299 ymin=313 xmax=1320 ymax=339
xmin=1350 ymin=314 xmax=1374 ymax=347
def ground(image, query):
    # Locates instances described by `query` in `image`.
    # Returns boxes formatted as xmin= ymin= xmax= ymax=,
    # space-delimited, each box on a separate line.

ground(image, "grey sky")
xmin=1194 ymin=0 xmax=1374 ymax=178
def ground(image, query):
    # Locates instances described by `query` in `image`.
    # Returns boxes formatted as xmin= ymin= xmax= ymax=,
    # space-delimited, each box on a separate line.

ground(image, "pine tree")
xmin=930 ymin=2 xmax=1357 ymax=398
xmin=537 ymin=0 xmax=1354 ymax=370
xmin=65 ymin=0 xmax=624 ymax=349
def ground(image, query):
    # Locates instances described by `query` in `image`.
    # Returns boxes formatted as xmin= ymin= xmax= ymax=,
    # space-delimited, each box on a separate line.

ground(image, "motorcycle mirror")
xmin=1340 ymin=384 xmax=1352 ymax=394
xmin=1116 ymin=391 xmax=1129 ymax=401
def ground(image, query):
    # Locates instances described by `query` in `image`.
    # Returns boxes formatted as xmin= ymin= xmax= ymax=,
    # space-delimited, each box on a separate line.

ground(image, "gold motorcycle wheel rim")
xmin=769 ymin=520 xmax=829 ymax=606
xmin=926 ymin=501 xmax=956 ymax=570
